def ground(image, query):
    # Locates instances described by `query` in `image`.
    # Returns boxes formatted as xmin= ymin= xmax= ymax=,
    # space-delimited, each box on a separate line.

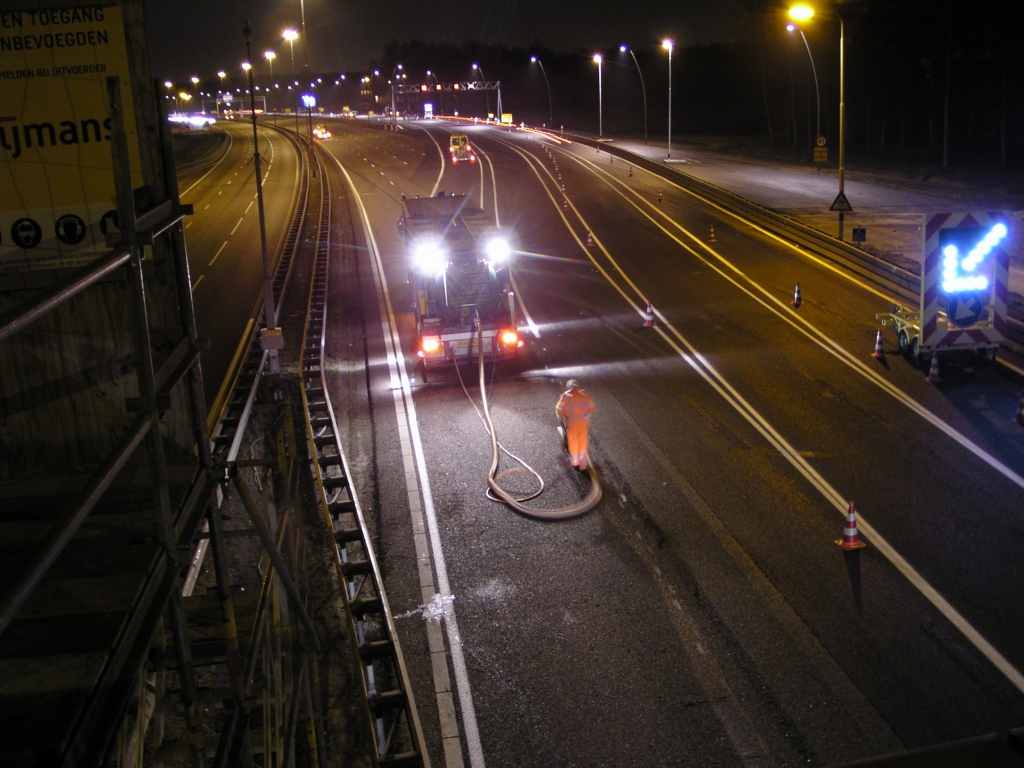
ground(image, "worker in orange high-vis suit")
xmin=556 ymin=379 xmax=596 ymax=470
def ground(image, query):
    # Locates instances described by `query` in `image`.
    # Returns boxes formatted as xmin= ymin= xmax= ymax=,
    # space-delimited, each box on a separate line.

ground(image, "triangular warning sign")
xmin=829 ymin=191 xmax=853 ymax=212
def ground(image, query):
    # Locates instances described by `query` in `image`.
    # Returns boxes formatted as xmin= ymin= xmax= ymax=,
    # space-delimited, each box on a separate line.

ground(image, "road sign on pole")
xmin=0 ymin=5 xmax=143 ymax=273
xmin=829 ymin=190 xmax=853 ymax=212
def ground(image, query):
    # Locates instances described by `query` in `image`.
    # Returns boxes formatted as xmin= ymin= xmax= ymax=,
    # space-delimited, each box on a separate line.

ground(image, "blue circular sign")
xmin=947 ymin=293 xmax=984 ymax=328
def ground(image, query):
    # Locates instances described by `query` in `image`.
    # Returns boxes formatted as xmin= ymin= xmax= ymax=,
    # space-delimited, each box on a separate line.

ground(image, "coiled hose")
xmin=471 ymin=318 xmax=601 ymax=520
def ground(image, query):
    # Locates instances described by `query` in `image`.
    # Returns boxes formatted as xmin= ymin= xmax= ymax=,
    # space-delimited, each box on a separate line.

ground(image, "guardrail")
xmin=564 ymin=133 xmax=1024 ymax=358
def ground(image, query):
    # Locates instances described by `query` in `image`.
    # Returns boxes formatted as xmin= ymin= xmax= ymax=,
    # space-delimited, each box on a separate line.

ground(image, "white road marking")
xmin=245 ymin=199 xmax=255 ymax=214
xmin=506 ymin=139 xmax=1024 ymax=699
xmin=568 ymin=148 xmax=1024 ymax=495
xmin=209 ymin=241 xmax=228 ymax=266
xmin=191 ymin=274 xmax=204 ymax=290
xmin=230 ymin=217 xmax=244 ymax=235
xmin=330 ymin=153 xmax=483 ymax=768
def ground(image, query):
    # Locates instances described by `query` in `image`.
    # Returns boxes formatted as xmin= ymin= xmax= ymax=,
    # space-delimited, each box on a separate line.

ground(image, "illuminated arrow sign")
xmin=940 ymin=222 xmax=1007 ymax=294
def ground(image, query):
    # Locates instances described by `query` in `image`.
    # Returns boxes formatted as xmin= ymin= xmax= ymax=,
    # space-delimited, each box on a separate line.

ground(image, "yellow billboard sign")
xmin=0 ymin=5 xmax=142 ymax=272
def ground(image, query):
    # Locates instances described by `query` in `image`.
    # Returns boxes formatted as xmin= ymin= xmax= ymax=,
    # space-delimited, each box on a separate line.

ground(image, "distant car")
xmin=313 ymin=123 xmax=332 ymax=140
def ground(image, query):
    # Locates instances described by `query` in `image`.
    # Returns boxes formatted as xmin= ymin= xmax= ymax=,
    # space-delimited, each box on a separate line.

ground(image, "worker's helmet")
xmin=566 ymin=379 xmax=580 ymax=390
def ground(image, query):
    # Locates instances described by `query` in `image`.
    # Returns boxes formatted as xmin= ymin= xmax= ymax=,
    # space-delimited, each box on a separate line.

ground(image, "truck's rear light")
xmin=500 ymin=330 xmax=518 ymax=346
xmin=422 ymin=337 xmax=442 ymax=354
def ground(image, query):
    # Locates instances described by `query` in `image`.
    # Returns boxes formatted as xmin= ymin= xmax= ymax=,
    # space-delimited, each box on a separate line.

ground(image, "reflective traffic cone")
xmin=610 ymin=154 xmax=614 ymax=164
xmin=872 ymin=329 xmax=884 ymax=359
xmin=586 ymin=231 xmax=594 ymax=247
xmin=1016 ymin=391 xmax=1024 ymax=427
xmin=792 ymin=283 xmax=802 ymax=309
xmin=643 ymin=302 xmax=654 ymax=327
xmin=836 ymin=501 xmax=867 ymax=550
xmin=708 ymin=226 xmax=717 ymax=243
xmin=927 ymin=352 xmax=941 ymax=383
xmin=628 ymin=165 xmax=633 ymax=177
xmin=657 ymin=189 xmax=664 ymax=204
xmin=562 ymin=197 xmax=569 ymax=210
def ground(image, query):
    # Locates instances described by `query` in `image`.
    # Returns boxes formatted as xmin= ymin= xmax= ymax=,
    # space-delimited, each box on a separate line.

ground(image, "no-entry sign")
xmin=0 ymin=5 xmax=142 ymax=272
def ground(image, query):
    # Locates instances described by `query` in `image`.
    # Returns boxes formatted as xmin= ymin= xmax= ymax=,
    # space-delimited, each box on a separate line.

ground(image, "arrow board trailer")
xmin=877 ymin=211 xmax=1010 ymax=363
xmin=399 ymin=192 xmax=521 ymax=369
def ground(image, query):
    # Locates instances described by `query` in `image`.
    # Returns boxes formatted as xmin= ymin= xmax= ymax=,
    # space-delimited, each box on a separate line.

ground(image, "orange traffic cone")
xmin=927 ymin=352 xmax=941 ymax=383
xmin=1016 ymin=391 xmax=1024 ymax=427
xmin=872 ymin=329 xmax=884 ymax=359
xmin=792 ymin=283 xmax=802 ymax=309
xmin=836 ymin=501 xmax=867 ymax=550
xmin=610 ymin=154 xmax=614 ymax=164
xmin=657 ymin=189 xmax=664 ymax=204
xmin=628 ymin=165 xmax=633 ymax=177
xmin=562 ymin=198 xmax=569 ymax=210
xmin=643 ymin=302 xmax=654 ymax=327
xmin=586 ymin=231 xmax=594 ymax=247
xmin=708 ymin=226 xmax=717 ymax=243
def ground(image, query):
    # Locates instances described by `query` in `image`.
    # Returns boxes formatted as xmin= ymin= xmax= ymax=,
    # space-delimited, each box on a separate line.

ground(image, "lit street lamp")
xmin=530 ymin=56 xmax=553 ymax=126
xmin=472 ymin=63 xmax=490 ymax=118
xmin=620 ymin=45 xmax=648 ymax=144
xmin=786 ymin=23 xmax=820 ymax=147
xmin=662 ymin=39 xmax=673 ymax=158
xmin=593 ymin=53 xmax=603 ymax=139
xmin=283 ymin=28 xmax=299 ymax=132
xmin=788 ymin=4 xmax=850 ymax=240
xmin=390 ymin=63 xmax=403 ymax=126
xmin=264 ymin=50 xmax=277 ymax=123
xmin=427 ymin=70 xmax=443 ymax=116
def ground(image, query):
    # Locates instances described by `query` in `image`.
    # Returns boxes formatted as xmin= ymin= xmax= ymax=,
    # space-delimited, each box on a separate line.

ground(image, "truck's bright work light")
xmin=422 ymin=337 xmax=441 ymax=353
xmin=412 ymin=241 xmax=446 ymax=275
xmin=500 ymin=330 xmax=518 ymax=346
xmin=485 ymin=237 xmax=510 ymax=265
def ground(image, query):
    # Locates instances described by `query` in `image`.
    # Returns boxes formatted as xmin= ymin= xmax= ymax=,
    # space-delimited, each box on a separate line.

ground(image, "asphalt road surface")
xmin=174 ymin=121 xmax=301 ymax=407
xmin=194 ymin=117 xmax=1024 ymax=767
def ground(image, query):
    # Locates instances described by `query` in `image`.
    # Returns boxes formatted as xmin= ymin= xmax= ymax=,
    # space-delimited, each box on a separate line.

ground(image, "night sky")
xmin=145 ymin=0 xmax=744 ymax=80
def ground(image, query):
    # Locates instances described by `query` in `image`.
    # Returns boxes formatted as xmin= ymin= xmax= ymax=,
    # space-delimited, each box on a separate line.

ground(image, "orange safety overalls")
xmin=555 ymin=387 xmax=596 ymax=470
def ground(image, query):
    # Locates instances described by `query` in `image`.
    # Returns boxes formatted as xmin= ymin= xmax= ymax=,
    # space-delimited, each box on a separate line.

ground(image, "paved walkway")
xmin=593 ymin=137 xmax=1024 ymax=298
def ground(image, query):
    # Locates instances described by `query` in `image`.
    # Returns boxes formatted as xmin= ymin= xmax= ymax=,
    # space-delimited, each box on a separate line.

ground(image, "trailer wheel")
xmin=910 ymin=337 xmax=921 ymax=365
xmin=897 ymin=330 xmax=910 ymax=355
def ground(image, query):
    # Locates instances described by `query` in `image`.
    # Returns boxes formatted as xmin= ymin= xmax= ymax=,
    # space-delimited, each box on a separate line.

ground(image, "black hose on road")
xmin=472 ymin=318 xmax=602 ymax=520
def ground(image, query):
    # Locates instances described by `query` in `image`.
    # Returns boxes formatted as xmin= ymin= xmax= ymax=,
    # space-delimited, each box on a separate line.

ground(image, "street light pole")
xmin=662 ymin=39 xmax=673 ymax=158
xmin=838 ymin=13 xmax=846 ymax=235
xmin=391 ymin=63 xmax=402 ymax=127
xmin=243 ymin=22 xmax=280 ymax=373
xmin=593 ymin=53 xmax=603 ymax=139
xmin=427 ymin=70 xmax=443 ymax=116
xmin=530 ymin=56 xmax=553 ymax=126
xmin=264 ymin=51 xmax=277 ymax=125
xmin=620 ymin=45 xmax=648 ymax=144
xmin=283 ymin=29 xmax=299 ymax=133
xmin=788 ymin=4 xmax=849 ymax=240
xmin=787 ymin=24 xmax=820 ymax=142
xmin=472 ymin=63 xmax=490 ymax=119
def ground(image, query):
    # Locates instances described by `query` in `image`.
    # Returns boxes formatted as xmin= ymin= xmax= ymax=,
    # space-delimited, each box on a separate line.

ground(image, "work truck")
xmin=449 ymin=133 xmax=476 ymax=163
xmin=877 ymin=211 xmax=1010 ymax=364
xmin=398 ymin=192 xmax=521 ymax=370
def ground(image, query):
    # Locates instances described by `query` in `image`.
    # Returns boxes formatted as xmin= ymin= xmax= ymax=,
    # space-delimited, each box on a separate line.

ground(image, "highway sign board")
xmin=816 ymin=135 xmax=827 ymax=147
xmin=813 ymin=146 xmax=828 ymax=163
xmin=921 ymin=211 xmax=1009 ymax=348
xmin=0 ymin=5 xmax=143 ymax=273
